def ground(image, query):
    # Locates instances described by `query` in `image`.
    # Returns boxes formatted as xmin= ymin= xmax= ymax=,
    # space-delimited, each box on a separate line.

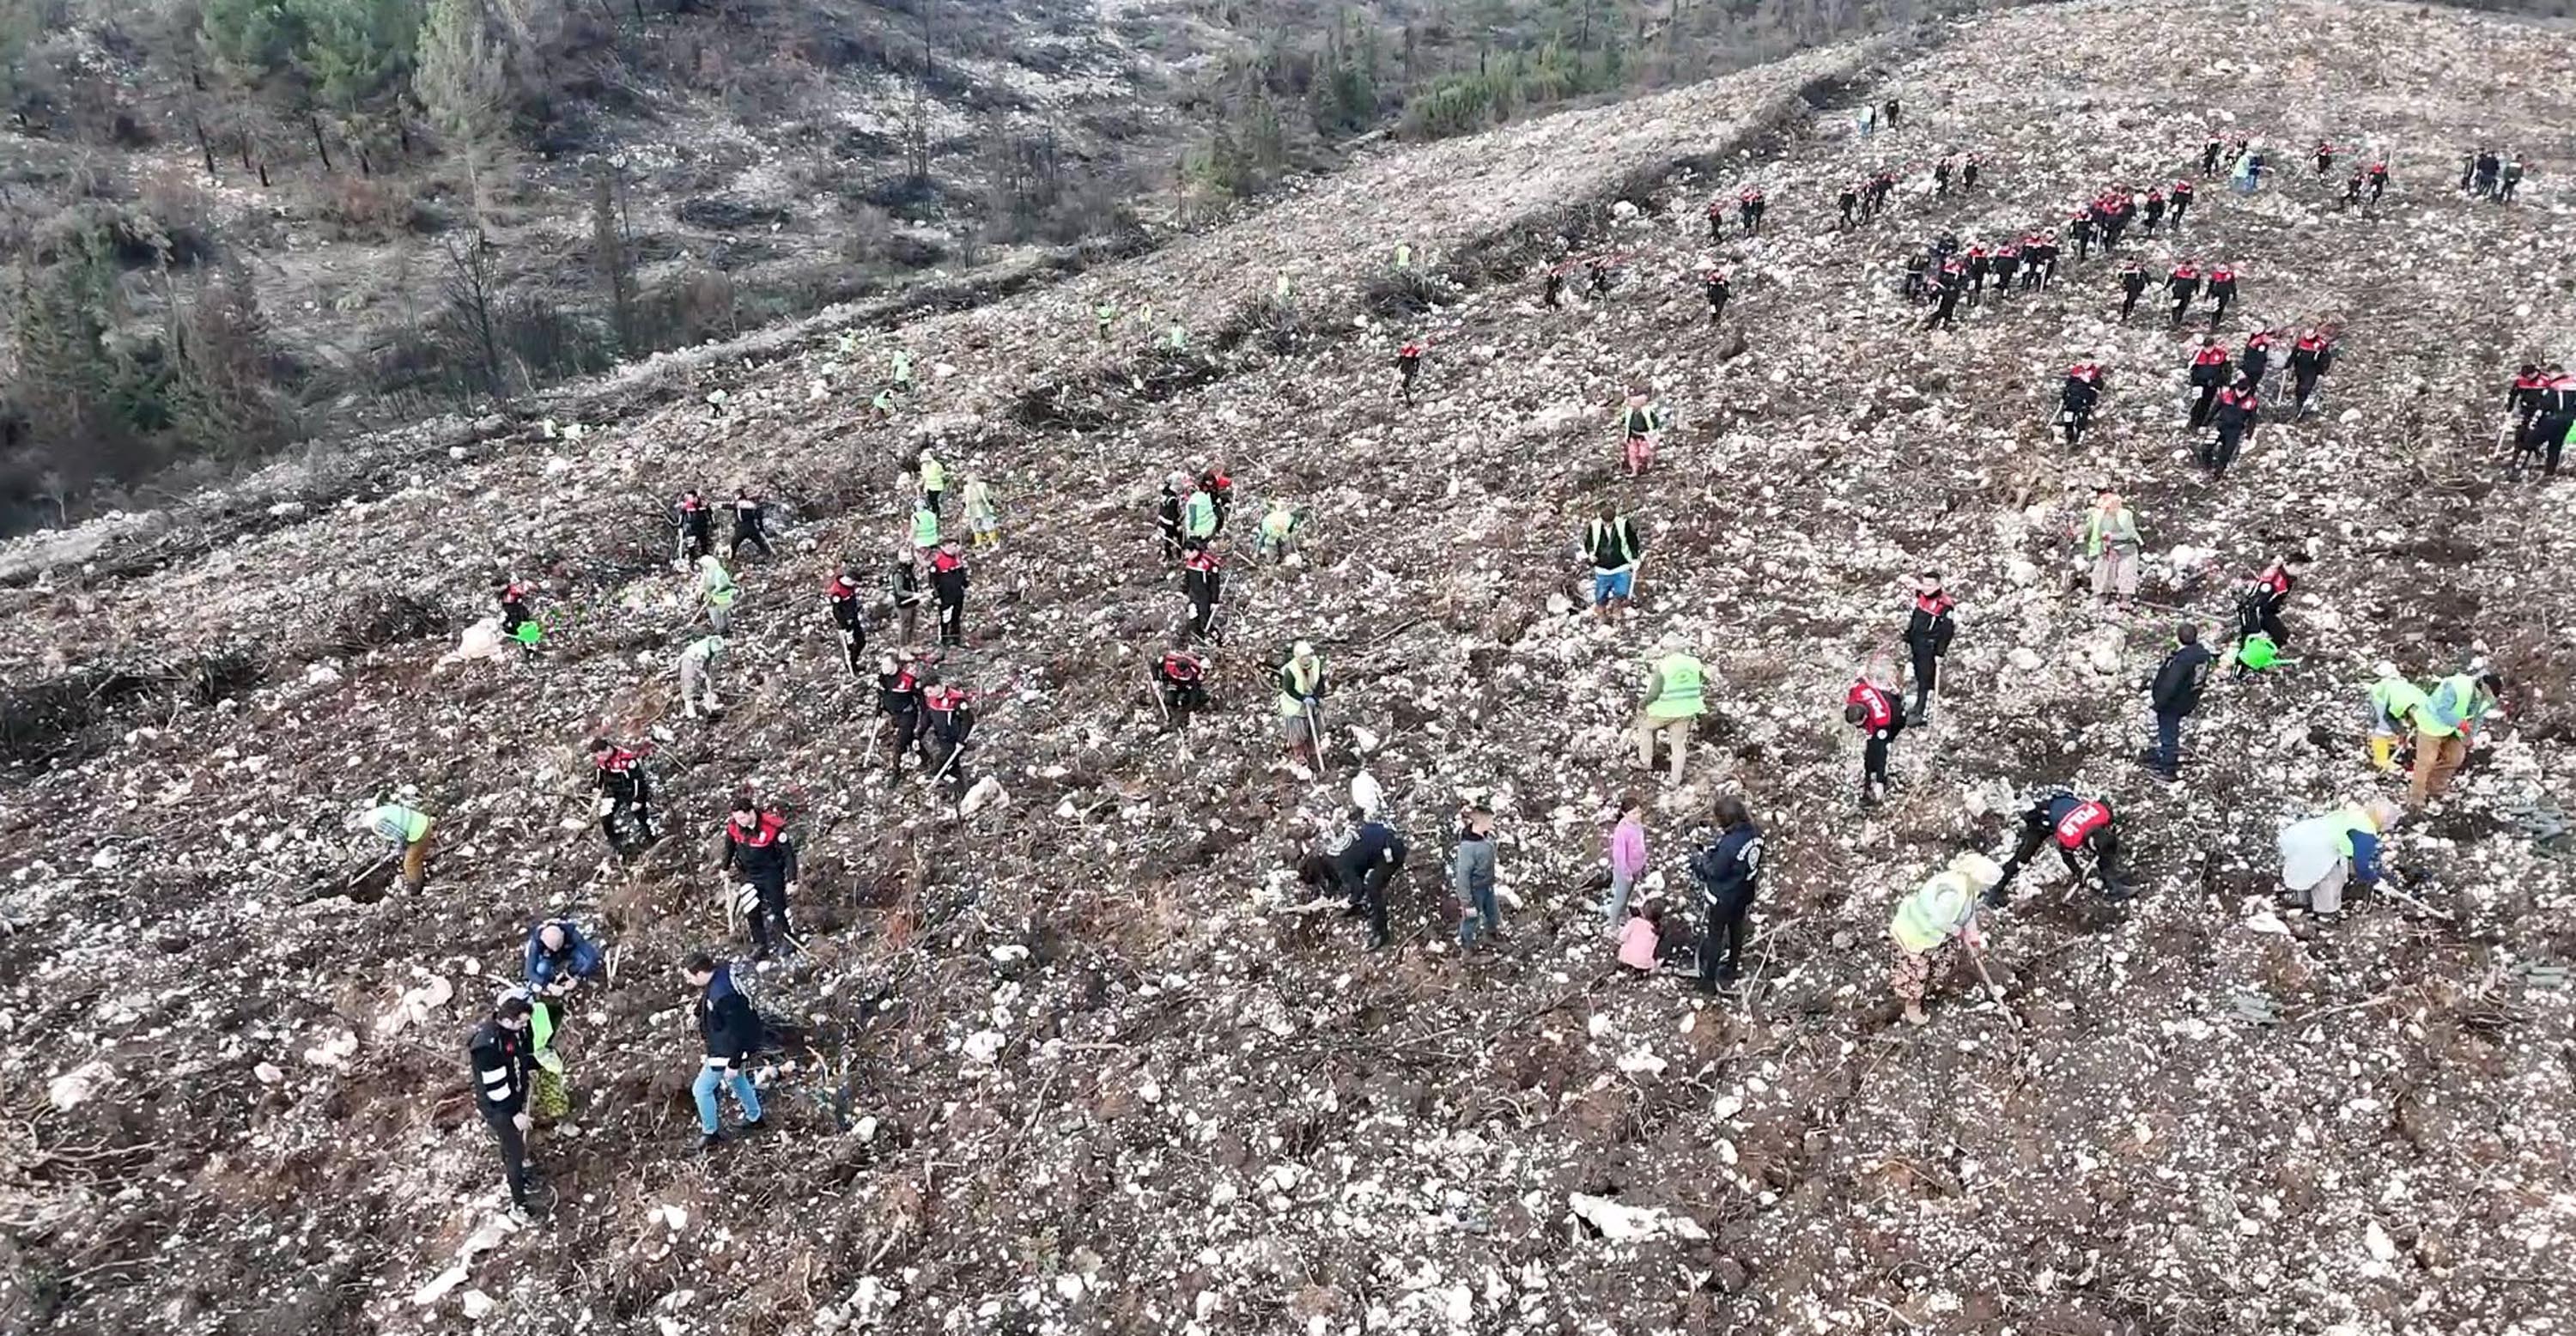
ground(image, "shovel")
xmin=1965 ymin=945 xmax=2021 ymax=1028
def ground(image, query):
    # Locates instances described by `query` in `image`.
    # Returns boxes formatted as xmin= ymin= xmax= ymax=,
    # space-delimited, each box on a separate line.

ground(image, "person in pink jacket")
xmin=1618 ymin=901 xmax=1668 ymax=972
xmin=1602 ymin=797 xmax=1649 ymax=931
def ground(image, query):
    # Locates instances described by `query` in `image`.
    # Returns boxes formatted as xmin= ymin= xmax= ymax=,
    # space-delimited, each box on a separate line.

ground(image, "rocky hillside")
xmin=4 ymin=2 xmax=2576 ymax=1333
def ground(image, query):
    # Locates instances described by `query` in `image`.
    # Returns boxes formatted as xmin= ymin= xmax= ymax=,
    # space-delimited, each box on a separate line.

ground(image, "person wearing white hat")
xmin=1888 ymin=853 xmax=2003 ymax=1026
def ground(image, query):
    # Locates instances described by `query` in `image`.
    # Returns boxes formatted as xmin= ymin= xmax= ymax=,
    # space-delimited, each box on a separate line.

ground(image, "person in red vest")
xmin=1965 ymin=244 xmax=1990 ymax=301
xmin=1396 ymin=340 xmax=1425 ymax=404
xmin=2169 ymin=178 xmax=2196 ymax=230
xmin=2232 ymin=556 xmax=2304 ymax=664
xmin=2287 ymin=329 xmax=2336 ymax=416
xmin=2060 ymin=361 xmax=2105 ymax=446
xmin=1155 ymin=635 xmax=1209 ymax=726
xmin=1704 ymin=197 xmax=1726 ymax=241
xmin=1901 ymin=575 xmax=1954 ymax=726
xmin=2140 ymin=186 xmax=2166 ymax=236
xmin=1737 ymin=185 xmax=1766 ymax=235
xmin=2205 ymin=380 xmax=2262 ymax=477
xmin=2312 ymin=140 xmax=2334 ymax=179
xmin=2508 ymin=363 xmax=2548 ymax=448
xmin=1181 ymin=538 xmax=1224 ymax=642
xmin=720 ymin=799 xmax=799 ymax=958
xmin=2365 ymin=161 xmax=2389 ymax=203
xmin=2186 ymin=336 xmax=2233 ymax=427
xmin=2166 ymin=261 xmax=2201 ymax=327
xmin=2205 ymin=263 xmax=2239 ymax=325
xmin=2237 ymin=328 xmax=2279 ymax=394
xmin=1844 ymin=663 xmax=1907 ymax=808
xmin=824 ymin=566 xmax=866 ymax=677
xmin=1987 ymin=790 xmax=2131 ymax=905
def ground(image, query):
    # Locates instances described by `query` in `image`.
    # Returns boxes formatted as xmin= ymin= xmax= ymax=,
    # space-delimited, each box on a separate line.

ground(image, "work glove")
xmin=513 ymin=1112 xmax=532 ymax=1133
xmin=595 ymin=798 xmax=616 ymax=817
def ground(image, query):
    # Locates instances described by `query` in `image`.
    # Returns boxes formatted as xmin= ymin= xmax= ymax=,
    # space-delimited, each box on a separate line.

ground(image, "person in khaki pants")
xmin=2409 ymin=670 xmax=2503 ymax=805
xmin=363 ymin=800 xmax=436 ymax=890
xmin=1631 ymin=637 xmax=1709 ymax=783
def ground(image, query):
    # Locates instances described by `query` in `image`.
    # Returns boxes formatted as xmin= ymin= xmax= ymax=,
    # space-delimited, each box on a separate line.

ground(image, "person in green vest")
xmin=363 ymin=799 xmax=437 ymax=890
xmin=1165 ymin=320 xmax=1188 ymax=352
xmin=2079 ymin=489 xmax=2142 ymax=606
xmin=1889 ymin=853 xmax=2004 ymax=1026
xmin=890 ymin=348 xmax=913 ymax=392
xmin=2277 ymin=798 xmax=2403 ymax=920
xmin=871 ymin=386 xmax=896 ymax=419
xmin=2409 ymin=669 xmax=2502 ymax=805
xmin=1182 ymin=479 xmax=1218 ymax=544
xmin=1276 ymin=641 xmax=1327 ymax=766
xmin=1256 ymin=500 xmax=1301 ymax=563
xmin=2365 ymin=665 xmax=2432 ymax=774
xmin=696 ymin=556 xmax=739 ymax=635
xmin=1394 ymin=242 xmax=1413 ymax=270
xmin=962 ymin=473 xmax=999 ymax=550
xmin=1094 ymin=301 xmax=1118 ymax=341
xmin=1631 ymin=636 xmax=1707 ymax=783
xmin=909 ymin=501 xmax=940 ymax=552
xmin=916 ymin=448 xmax=947 ymax=515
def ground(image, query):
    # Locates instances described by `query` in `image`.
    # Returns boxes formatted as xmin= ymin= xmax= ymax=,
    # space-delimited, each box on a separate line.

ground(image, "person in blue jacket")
xmin=524 ymin=919 xmax=604 ymax=993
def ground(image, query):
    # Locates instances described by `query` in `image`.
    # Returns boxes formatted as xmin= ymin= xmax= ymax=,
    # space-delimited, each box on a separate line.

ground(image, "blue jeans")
xmin=692 ymin=1064 xmax=762 ymax=1133
xmin=1457 ymin=884 xmax=1500 ymax=944
xmin=2151 ymin=710 xmax=2184 ymax=773
xmin=1592 ymin=568 xmax=1634 ymax=604
xmin=1601 ymin=869 xmax=1636 ymax=929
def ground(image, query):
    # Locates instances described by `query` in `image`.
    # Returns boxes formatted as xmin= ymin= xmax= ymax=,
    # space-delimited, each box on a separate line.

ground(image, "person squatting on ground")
xmin=1334 ymin=811 xmax=1407 ymax=951
xmin=678 ymin=635 xmax=725 ymax=719
xmin=1156 ymin=636 xmax=1209 ymax=726
xmin=1632 ymin=637 xmax=1708 ymax=783
xmin=720 ymin=800 xmax=800 ymax=958
xmin=1889 ymin=853 xmax=2004 ymax=1026
xmin=2278 ymin=799 xmax=2403 ymax=921
xmin=524 ymin=919 xmax=604 ymax=993
xmin=467 ymin=994 xmax=541 ymax=1212
xmin=1691 ymin=797 xmax=1763 ymax=991
xmin=826 ymin=567 xmax=867 ymax=677
xmin=1256 ymin=499 xmax=1300 ymax=562
xmin=1988 ymin=790 xmax=2131 ymax=905
xmin=1583 ymin=502 xmax=1643 ymax=622
xmin=1450 ymin=806 xmax=1500 ymax=949
xmin=684 ymin=953 xmax=767 ymax=1151
xmin=1846 ymin=659 xmax=1906 ymax=807
xmin=1903 ymin=574 xmax=1953 ymax=725
xmin=1601 ymin=797 xmax=1649 ymax=931
xmin=2232 ymin=556 xmax=2302 ymax=671
xmin=2081 ymin=489 xmax=2142 ymax=607
xmin=497 ymin=577 xmax=540 ymax=656
xmin=588 ymin=738 xmax=657 ymax=853
xmin=2142 ymin=622 xmax=2214 ymax=781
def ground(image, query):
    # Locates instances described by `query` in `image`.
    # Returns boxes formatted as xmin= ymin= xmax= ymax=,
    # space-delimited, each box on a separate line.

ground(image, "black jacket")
xmin=593 ymin=749 xmax=649 ymax=805
xmin=722 ymin=812 xmax=799 ymax=887
xmin=1333 ymin=823 xmax=1407 ymax=886
xmin=696 ymin=964 xmax=761 ymax=1065
xmin=1692 ymin=823 xmax=1764 ymax=908
xmin=1904 ymin=598 xmax=1955 ymax=658
xmin=887 ymin=562 xmax=923 ymax=608
xmin=2150 ymin=643 xmax=2215 ymax=716
xmin=467 ymin=1017 xmax=533 ymax=1118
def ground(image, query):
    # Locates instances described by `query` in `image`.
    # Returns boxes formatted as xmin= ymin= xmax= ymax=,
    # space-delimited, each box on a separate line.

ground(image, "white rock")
xmin=254 ymin=1062 xmax=284 ymax=1084
xmin=960 ymin=775 xmax=1009 ymax=816
xmin=47 ymin=1060 xmax=114 ymax=1111
xmin=2365 ymin=1220 xmax=2398 ymax=1262
xmin=411 ymin=1266 xmax=470 ymax=1307
xmin=461 ymin=1290 xmax=495 ymax=1319
xmin=1567 ymin=1193 xmax=1708 ymax=1242
xmin=963 ymin=1030 xmax=1005 ymax=1066
xmin=2007 ymin=557 xmax=2040 ymax=586
xmin=2008 ymin=647 xmax=2043 ymax=671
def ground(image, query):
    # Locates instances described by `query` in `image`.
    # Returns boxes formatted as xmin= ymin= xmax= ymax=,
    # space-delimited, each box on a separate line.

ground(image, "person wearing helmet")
xmin=1986 ymin=790 xmax=2130 ymax=907
xmin=1890 ymin=853 xmax=2004 ymax=1026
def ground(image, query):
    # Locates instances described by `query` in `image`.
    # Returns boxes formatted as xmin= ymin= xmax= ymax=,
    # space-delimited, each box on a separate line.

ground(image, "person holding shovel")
xmin=1889 ymin=852 xmax=2007 ymax=1026
xmin=1276 ymin=641 xmax=1327 ymax=767
xmin=363 ymin=799 xmax=437 ymax=890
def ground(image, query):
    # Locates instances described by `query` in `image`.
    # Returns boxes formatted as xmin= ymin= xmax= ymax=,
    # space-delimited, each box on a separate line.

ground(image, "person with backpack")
xmin=683 ymin=953 xmax=767 ymax=1151
xmin=1691 ymin=798 xmax=1764 ymax=992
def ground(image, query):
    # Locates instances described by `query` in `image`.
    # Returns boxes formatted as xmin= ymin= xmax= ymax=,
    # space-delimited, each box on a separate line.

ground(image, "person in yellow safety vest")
xmin=871 ymin=387 xmax=896 ymax=418
xmin=502 ymin=986 xmax=573 ymax=1120
xmin=2278 ymin=798 xmax=2403 ymax=920
xmin=1166 ymin=321 xmax=1188 ymax=351
xmin=364 ymin=800 xmax=436 ymax=890
xmin=2364 ymin=664 xmax=2431 ymax=774
xmin=1256 ymin=501 xmax=1300 ymax=562
xmin=962 ymin=474 xmax=999 ymax=549
xmin=1394 ymin=243 xmax=1413 ymax=270
xmin=1094 ymin=301 xmax=1118 ymax=340
xmin=1631 ymin=637 xmax=1707 ymax=783
xmin=1182 ymin=480 xmax=1218 ymax=543
xmin=696 ymin=556 xmax=739 ymax=635
xmin=917 ymin=449 xmax=947 ymax=515
xmin=909 ymin=501 xmax=940 ymax=552
xmin=890 ymin=348 xmax=913 ymax=392
xmin=1888 ymin=852 xmax=2003 ymax=1026
xmin=1276 ymin=641 xmax=1327 ymax=763
xmin=2409 ymin=669 xmax=2502 ymax=805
